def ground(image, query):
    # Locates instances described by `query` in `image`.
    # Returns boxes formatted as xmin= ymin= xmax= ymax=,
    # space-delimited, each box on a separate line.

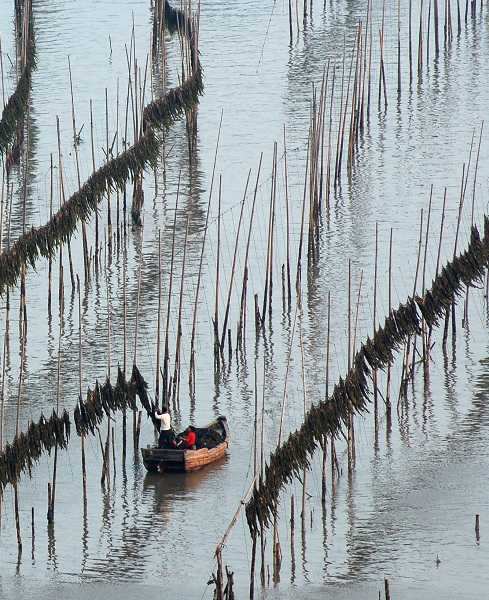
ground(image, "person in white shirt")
xmin=154 ymin=405 xmax=173 ymax=448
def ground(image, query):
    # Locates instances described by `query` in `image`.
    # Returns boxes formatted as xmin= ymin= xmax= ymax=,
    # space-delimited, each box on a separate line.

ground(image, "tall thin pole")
xmin=386 ymin=228 xmax=393 ymax=429
xmin=163 ymin=184 xmax=179 ymax=404
xmin=220 ymin=171 xmax=250 ymax=354
xmin=78 ymin=275 xmax=87 ymax=509
xmin=190 ymin=113 xmax=223 ymax=384
xmin=156 ymin=230 xmax=162 ymax=404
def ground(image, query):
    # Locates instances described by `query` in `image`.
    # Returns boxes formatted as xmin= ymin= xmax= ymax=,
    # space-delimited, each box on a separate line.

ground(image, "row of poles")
xmin=0 ymin=0 xmax=201 ymax=555
xmin=212 ymin=2 xmax=488 ymax=598
xmin=0 ymin=0 xmax=486 ymax=595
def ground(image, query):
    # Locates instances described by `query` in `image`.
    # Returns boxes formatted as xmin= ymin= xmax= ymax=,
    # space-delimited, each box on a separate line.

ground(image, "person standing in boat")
xmin=154 ymin=405 xmax=173 ymax=448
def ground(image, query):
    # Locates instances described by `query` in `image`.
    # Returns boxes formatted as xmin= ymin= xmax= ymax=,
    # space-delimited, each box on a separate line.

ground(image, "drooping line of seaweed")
xmin=0 ymin=1 xmax=203 ymax=298
xmin=163 ymin=0 xmax=193 ymax=37
xmin=73 ymin=366 xmax=136 ymax=437
xmin=73 ymin=364 xmax=159 ymax=437
xmin=0 ymin=126 xmax=159 ymax=296
xmin=245 ymin=217 xmax=489 ymax=537
xmin=0 ymin=409 xmax=70 ymax=493
xmin=0 ymin=2 xmax=35 ymax=157
xmin=143 ymin=64 xmax=203 ymax=132
xmin=0 ymin=364 xmax=159 ymax=492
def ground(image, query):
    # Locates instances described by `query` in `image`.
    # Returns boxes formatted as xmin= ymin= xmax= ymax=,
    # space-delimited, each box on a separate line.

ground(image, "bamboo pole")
xmin=249 ymin=359 xmax=258 ymax=598
xmin=122 ymin=223 xmax=127 ymax=460
xmin=48 ymin=154 xmax=53 ymax=313
xmin=262 ymin=143 xmax=277 ymax=324
xmin=1 ymin=331 xmax=6 ymax=452
xmin=337 ymin=44 xmax=355 ymax=182
xmin=163 ymin=183 xmax=179 ymax=404
xmin=418 ymin=0 xmax=424 ymax=78
xmin=90 ymin=99 xmax=99 ymax=264
xmin=0 ymin=167 xmax=4 ymax=255
xmin=283 ymin=127 xmax=292 ymax=309
xmin=237 ymin=155 xmax=262 ymax=348
xmin=14 ymin=278 xmax=26 ymax=551
xmin=288 ymin=0 xmax=293 ymax=43
xmin=422 ymin=192 xmax=433 ymax=367
xmin=260 ymin=354 xmax=266 ymax=587
xmin=77 ymin=275 xmax=87 ymax=509
xmin=409 ymin=0 xmax=413 ymax=85
xmin=156 ymin=230 xmax=162 ymax=404
xmin=398 ymin=0 xmax=402 ymax=95
xmin=171 ymin=215 xmax=190 ymax=407
xmin=465 ymin=123 xmax=484 ymax=322
xmin=102 ymin=260 xmax=112 ymax=487
xmin=334 ymin=38 xmax=346 ymax=185
xmin=133 ymin=220 xmax=144 ymax=446
xmin=133 ymin=222 xmax=144 ymax=368
xmin=445 ymin=163 xmax=467 ymax=341
xmin=50 ymin=263 xmax=65 ymax=524
xmin=190 ymin=113 xmax=223 ymax=385
xmin=386 ymin=228 xmax=393 ymax=428
xmin=0 ymin=35 xmax=5 ymax=109
xmin=322 ymin=291 xmax=331 ymax=503
xmin=273 ymin=305 xmax=299 ymax=571
xmin=347 ymin=260 xmax=355 ymax=472
xmin=347 ymin=28 xmax=361 ymax=172
xmin=216 ymin=476 xmax=257 ymax=600
xmin=326 ymin=65 xmax=335 ymax=204
xmin=57 ymin=117 xmax=75 ymax=292
xmin=379 ymin=0 xmax=387 ymax=107
xmin=296 ymin=135 xmax=310 ymax=297
xmin=214 ymin=177 xmax=222 ymax=367
xmin=0 ymin=329 xmax=6 ymax=525
xmin=220 ymin=170 xmax=250 ymax=355
xmin=373 ymin=223 xmax=379 ymax=439
xmin=434 ymin=0 xmax=440 ymax=54
xmin=68 ymin=56 xmax=89 ymax=280
xmin=403 ymin=207 xmax=423 ymax=392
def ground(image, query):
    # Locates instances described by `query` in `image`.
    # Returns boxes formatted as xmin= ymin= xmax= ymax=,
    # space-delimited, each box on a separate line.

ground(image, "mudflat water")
xmin=1 ymin=1 xmax=489 ymax=599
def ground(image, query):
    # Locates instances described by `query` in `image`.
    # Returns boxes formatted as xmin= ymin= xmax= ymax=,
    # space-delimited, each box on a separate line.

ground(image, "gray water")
xmin=1 ymin=0 xmax=489 ymax=598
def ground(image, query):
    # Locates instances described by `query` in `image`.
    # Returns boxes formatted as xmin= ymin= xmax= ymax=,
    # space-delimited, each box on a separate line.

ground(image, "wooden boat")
xmin=141 ymin=415 xmax=230 ymax=473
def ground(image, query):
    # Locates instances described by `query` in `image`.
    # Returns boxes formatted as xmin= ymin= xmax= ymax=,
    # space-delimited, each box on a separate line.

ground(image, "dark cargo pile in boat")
xmin=177 ymin=426 xmax=223 ymax=449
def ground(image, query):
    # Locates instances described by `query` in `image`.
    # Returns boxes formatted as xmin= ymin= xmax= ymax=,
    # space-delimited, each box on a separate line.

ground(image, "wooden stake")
xmin=190 ymin=113 xmax=223 ymax=385
xmin=77 ymin=275 xmax=87 ymax=508
xmin=156 ymin=230 xmax=162 ymax=404
xmin=264 ymin=144 xmax=277 ymax=320
xmin=164 ymin=183 xmax=180 ymax=404
xmin=220 ymin=170 xmax=250 ymax=354
xmin=68 ymin=56 xmax=89 ymax=280
xmin=214 ymin=177 xmax=222 ymax=366
xmin=171 ymin=216 xmax=190 ymax=406
xmin=386 ymin=229 xmax=393 ymax=429
xmin=237 ymin=154 xmax=262 ymax=347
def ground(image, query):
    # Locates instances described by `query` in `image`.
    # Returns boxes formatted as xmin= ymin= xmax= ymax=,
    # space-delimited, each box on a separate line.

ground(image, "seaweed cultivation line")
xmin=0 ymin=409 xmax=70 ymax=492
xmin=0 ymin=0 xmax=34 ymax=164
xmin=0 ymin=363 xmax=157 ymax=492
xmin=245 ymin=217 xmax=489 ymax=536
xmin=0 ymin=0 xmax=203 ymax=296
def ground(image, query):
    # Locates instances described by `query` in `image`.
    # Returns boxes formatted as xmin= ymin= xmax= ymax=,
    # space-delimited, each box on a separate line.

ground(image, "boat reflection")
xmin=142 ymin=452 xmax=230 ymax=502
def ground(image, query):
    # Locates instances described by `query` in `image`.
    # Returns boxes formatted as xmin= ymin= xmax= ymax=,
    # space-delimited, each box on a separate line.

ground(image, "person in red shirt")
xmin=175 ymin=426 xmax=197 ymax=449
xmin=185 ymin=426 xmax=197 ymax=449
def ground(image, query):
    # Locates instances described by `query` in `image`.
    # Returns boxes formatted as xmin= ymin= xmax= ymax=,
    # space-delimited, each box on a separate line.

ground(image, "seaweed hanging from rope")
xmin=245 ymin=220 xmax=489 ymax=538
xmin=130 ymin=364 xmax=160 ymax=428
xmin=0 ymin=5 xmax=36 ymax=156
xmin=0 ymin=410 xmax=70 ymax=492
xmin=0 ymin=0 xmax=203 ymax=298
xmin=74 ymin=367 xmax=139 ymax=436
